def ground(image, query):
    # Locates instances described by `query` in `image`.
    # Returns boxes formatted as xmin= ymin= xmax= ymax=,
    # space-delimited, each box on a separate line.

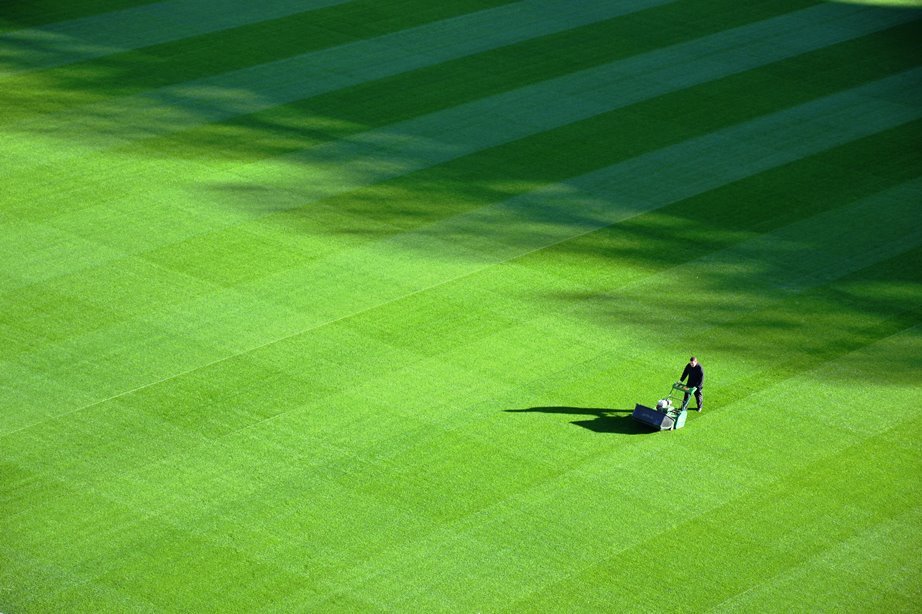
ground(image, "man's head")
xmin=689 ymin=356 xmax=698 ymax=366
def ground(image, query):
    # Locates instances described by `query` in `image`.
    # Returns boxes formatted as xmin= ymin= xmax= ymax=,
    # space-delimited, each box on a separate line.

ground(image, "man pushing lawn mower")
xmin=631 ymin=355 xmax=706 ymax=430
xmin=679 ymin=356 xmax=704 ymax=412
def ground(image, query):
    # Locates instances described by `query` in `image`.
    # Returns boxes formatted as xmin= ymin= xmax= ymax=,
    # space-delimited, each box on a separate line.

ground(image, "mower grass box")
xmin=632 ymin=404 xmax=687 ymax=431
xmin=632 ymin=383 xmax=695 ymax=430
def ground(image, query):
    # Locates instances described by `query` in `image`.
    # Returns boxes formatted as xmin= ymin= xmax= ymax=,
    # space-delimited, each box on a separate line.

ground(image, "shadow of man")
xmin=504 ymin=406 xmax=648 ymax=435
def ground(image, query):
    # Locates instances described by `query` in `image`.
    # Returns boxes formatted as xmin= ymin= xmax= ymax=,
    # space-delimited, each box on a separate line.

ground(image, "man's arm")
xmin=680 ymin=364 xmax=690 ymax=383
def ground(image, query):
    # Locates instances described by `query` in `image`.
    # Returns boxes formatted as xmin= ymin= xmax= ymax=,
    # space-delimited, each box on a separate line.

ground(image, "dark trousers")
xmin=683 ymin=388 xmax=703 ymax=410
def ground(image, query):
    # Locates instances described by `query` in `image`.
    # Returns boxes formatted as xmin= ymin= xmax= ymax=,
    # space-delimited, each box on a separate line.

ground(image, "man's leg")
xmin=695 ymin=389 xmax=703 ymax=412
xmin=682 ymin=391 xmax=691 ymax=411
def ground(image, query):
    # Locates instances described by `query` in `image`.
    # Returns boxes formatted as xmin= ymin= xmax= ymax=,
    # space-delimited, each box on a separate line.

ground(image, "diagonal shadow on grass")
xmin=505 ymin=406 xmax=650 ymax=435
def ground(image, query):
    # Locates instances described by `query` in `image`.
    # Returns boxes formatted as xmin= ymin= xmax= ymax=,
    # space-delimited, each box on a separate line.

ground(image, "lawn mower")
xmin=631 ymin=382 xmax=697 ymax=431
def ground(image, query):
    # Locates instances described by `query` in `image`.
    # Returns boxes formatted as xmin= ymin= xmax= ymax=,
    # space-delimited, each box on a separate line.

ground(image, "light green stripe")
xmin=506 ymin=361 xmax=922 ymax=611
xmin=0 ymin=0 xmax=353 ymax=77
xmin=705 ymin=180 xmax=922 ymax=293
xmin=5 ymin=3 xmax=912 ymax=215
xmin=314 ymin=325 xmax=922 ymax=608
xmin=235 ymin=69 xmax=922 ymax=300
xmin=3 ymin=5 xmax=917 ymax=431
xmin=1 ymin=0 xmax=673 ymax=138
xmin=417 ymin=72 xmax=922 ymax=260
xmin=7 ymin=72 xmax=916 ymax=436
xmin=123 ymin=6 xmax=922 ymax=194
xmin=565 ymin=178 xmax=922 ymax=347
xmin=711 ymin=507 xmax=922 ymax=611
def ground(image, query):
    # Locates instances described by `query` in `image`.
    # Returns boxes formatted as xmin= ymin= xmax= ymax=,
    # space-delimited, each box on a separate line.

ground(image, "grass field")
xmin=2 ymin=0 xmax=921 ymax=611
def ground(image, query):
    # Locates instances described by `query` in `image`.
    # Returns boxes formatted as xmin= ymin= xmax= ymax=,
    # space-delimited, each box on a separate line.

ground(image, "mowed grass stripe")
xmin=0 ymin=0 xmax=354 ymax=76
xmin=0 ymin=0 xmax=156 ymax=32
xmin=136 ymin=0 xmax=822 ymax=162
xmin=129 ymin=4 xmax=922 ymax=205
xmin=5 ymin=77 xmax=912 ymax=488
xmin=339 ymin=67 xmax=922 ymax=269
xmin=3 ymin=6 xmax=920 ymax=612
xmin=282 ymin=326 xmax=921 ymax=610
xmin=5 ymin=225 xmax=912 ymax=598
xmin=2 ymin=3 xmax=904 ymax=299
xmin=1 ymin=477 xmax=316 ymax=611
xmin=152 ymin=21 xmax=922 ymax=259
xmin=2 ymin=67 xmax=917 ymax=435
xmin=0 ymin=530 xmax=168 ymax=612
xmin=507 ymin=386 xmax=922 ymax=611
xmin=3 ymin=0 xmax=860 ymax=232
xmin=0 ymin=0 xmax=519 ymax=120
xmin=0 ymin=0 xmax=673 ymax=146
xmin=520 ymin=118 xmax=922 ymax=295
xmin=718 ymin=509 xmax=922 ymax=611
xmin=4 ymin=2 xmax=908 ymax=188
xmin=3 ymin=1 xmax=904 ymax=239
xmin=228 ymin=69 xmax=921 ymax=317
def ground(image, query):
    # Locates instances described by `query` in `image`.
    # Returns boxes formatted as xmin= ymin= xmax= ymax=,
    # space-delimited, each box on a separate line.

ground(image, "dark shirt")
xmin=681 ymin=363 xmax=704 ymax=389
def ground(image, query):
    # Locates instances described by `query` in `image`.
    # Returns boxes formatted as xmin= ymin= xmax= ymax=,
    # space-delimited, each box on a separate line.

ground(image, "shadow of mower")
xmin=504 ymin=406 xmax=650 ymax=435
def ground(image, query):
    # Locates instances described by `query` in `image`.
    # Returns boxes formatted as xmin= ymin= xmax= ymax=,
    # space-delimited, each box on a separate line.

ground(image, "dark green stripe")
xmin=0 ymin=0 xmax=160 ymax=32
xmin=0 ymin=0 xmax=518 ymax=121
xmin=283 ymin=25 xmax=922 ymax=233
xmin=537 ymin=119 xmax=922 ymax=274
xmin=134 ymin=0 xmax=823 ymax=161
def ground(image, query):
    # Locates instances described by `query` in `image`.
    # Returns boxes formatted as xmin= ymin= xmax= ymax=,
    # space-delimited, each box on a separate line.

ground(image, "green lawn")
xmin=2 ymin=0 xmax=921 ymax=611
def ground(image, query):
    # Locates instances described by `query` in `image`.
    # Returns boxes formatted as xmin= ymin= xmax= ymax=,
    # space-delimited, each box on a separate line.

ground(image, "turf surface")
xmin=2 ymin=0 xmax=921 ymax=611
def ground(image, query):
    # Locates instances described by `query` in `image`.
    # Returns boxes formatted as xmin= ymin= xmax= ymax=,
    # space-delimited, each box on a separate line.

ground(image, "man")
xmin=679 ymin=356 xmax=704 ymax=412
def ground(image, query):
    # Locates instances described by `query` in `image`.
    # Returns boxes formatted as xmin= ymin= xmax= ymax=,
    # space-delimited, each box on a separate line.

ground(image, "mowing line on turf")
xmin=504 ymin=393 xmax=922 ymax=611
xmin=707 ymin=482 xmax=922 ymax=611
xmin=331 ymin=73 xmax=921 ymax=268
xmin=0 ymin=0 xmax=904 ymax=346
xmin=9 ymin=71 xmax=920 ymax=424
xmin=0 ymin=0 xmax=353 ymax=77
xmin=0 ymin=0 xmax=908 ymax=286
xmin=217 ymin=177 xmax=922 ymax=451
xmin=117 ymin=0 xmax=826 ymax=163
xmin=0 ymin=0 xmax=538 ymax=128
xmin=1 ymin=113 xmax=912 ymax=440
xmin=5 ymin=69 xmax=917 ymax=439
xmin=226 ymin=68 xmax=920 ymax=323
xmin=4 ymin=4 xmax=921 ymax=609
xmin=303 ymin=328 xmax=921 ymax=609
xmin=2 ymin=1 xmax=908 ymax=179
xmin=0 ymin=0 xmax=674 ymax=135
